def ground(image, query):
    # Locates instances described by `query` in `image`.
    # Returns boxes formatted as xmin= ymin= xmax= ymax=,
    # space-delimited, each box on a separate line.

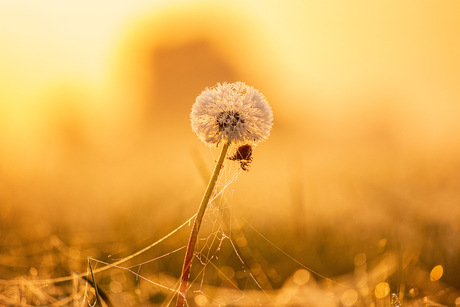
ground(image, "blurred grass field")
xmin=1 ymin=1 xmax=460 ymax=306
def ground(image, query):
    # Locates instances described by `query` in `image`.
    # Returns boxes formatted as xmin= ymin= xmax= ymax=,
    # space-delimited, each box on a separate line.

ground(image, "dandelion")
xmin=176 ymin=82 xmax=273 ymax=306
xmin=191 ymin=81 xmax=273 ymax=146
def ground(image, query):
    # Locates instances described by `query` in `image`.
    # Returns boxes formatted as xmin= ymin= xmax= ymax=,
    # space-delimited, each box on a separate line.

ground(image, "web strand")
xmin=241 ymin=217 xmax=356 ymax=290
xmin=0 ymin=215 xmax=196 ymax=286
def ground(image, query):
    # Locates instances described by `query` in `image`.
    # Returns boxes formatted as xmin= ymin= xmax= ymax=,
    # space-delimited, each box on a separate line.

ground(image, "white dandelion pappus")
xmin=191 ymin=82 xmax=273 ymax=146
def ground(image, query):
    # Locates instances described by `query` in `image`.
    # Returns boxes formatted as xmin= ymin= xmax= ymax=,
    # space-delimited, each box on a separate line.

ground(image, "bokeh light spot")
xmin=341 ymin=289 xmax=358 ymax=306
xmin=29 ymin=267 xmax=38 ymax=277
xmin=110 ymin=271 xmax=127 ymax=284
xmin=123 ymin=293 xmax=136 ymax=306
xmin=375 ymin=282 xmax=390 ymax=298
xmin=235 ymin=236 xmax=247 ymax=247
xmin=194 ymin=294 xmax=208 ymax=306
xmin=219 ymin=266 xmax=235 ymax=280
xmin=293 ymin=269 xmax=310 ymax=286
xmin=354 ymin=253 xmax=367 ymax=266
xmin=110 ymin=281 xmax=123 ymax=293
xmin=430 ymin=265 xmax=443 ymax=281
xmin=378 ymin=238 xmax=387 ymax=252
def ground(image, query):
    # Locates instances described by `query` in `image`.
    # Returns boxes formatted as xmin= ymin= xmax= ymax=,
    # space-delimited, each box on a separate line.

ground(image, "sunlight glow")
xmin=1 ymin=1 xmax=459 ymax=305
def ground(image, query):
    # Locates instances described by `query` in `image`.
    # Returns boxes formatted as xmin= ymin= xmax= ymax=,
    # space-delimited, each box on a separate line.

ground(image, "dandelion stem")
xmin=176 ymin=142 xmax=229 ymax=307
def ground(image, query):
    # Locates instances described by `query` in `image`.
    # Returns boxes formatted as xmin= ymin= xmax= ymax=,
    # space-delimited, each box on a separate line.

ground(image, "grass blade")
xmin=88 ymin=258 xmax=103 ymax=307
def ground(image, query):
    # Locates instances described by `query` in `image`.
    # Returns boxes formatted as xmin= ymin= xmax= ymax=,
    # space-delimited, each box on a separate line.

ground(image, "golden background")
xmin=1 ymin=0 xmax=459 ymax=305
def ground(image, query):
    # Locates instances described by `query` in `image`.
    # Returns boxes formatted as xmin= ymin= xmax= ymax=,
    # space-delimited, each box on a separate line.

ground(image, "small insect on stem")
xmin=229 ymin=144 xmax=253 ymax=171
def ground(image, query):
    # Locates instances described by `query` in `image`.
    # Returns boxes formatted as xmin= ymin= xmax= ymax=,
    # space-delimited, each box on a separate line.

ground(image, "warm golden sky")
xmin=1 ymin=0 xmax=459 ymax=216
xmin=1 ymin=0 xmax=459 ymax=130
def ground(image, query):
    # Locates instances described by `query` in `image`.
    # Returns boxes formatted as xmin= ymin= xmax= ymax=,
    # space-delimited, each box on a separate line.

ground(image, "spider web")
xmin=0 ymin=151 xmax=361 ymax=307
xmin=83 ymin=156 xmax=275 ymax=306
xmin=182 ymin=156 xmax=274 ymax=306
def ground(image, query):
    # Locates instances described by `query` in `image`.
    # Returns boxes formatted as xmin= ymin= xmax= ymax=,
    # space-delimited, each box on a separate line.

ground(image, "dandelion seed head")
xmin=191 ymin=82 xmax=273 ymax=146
